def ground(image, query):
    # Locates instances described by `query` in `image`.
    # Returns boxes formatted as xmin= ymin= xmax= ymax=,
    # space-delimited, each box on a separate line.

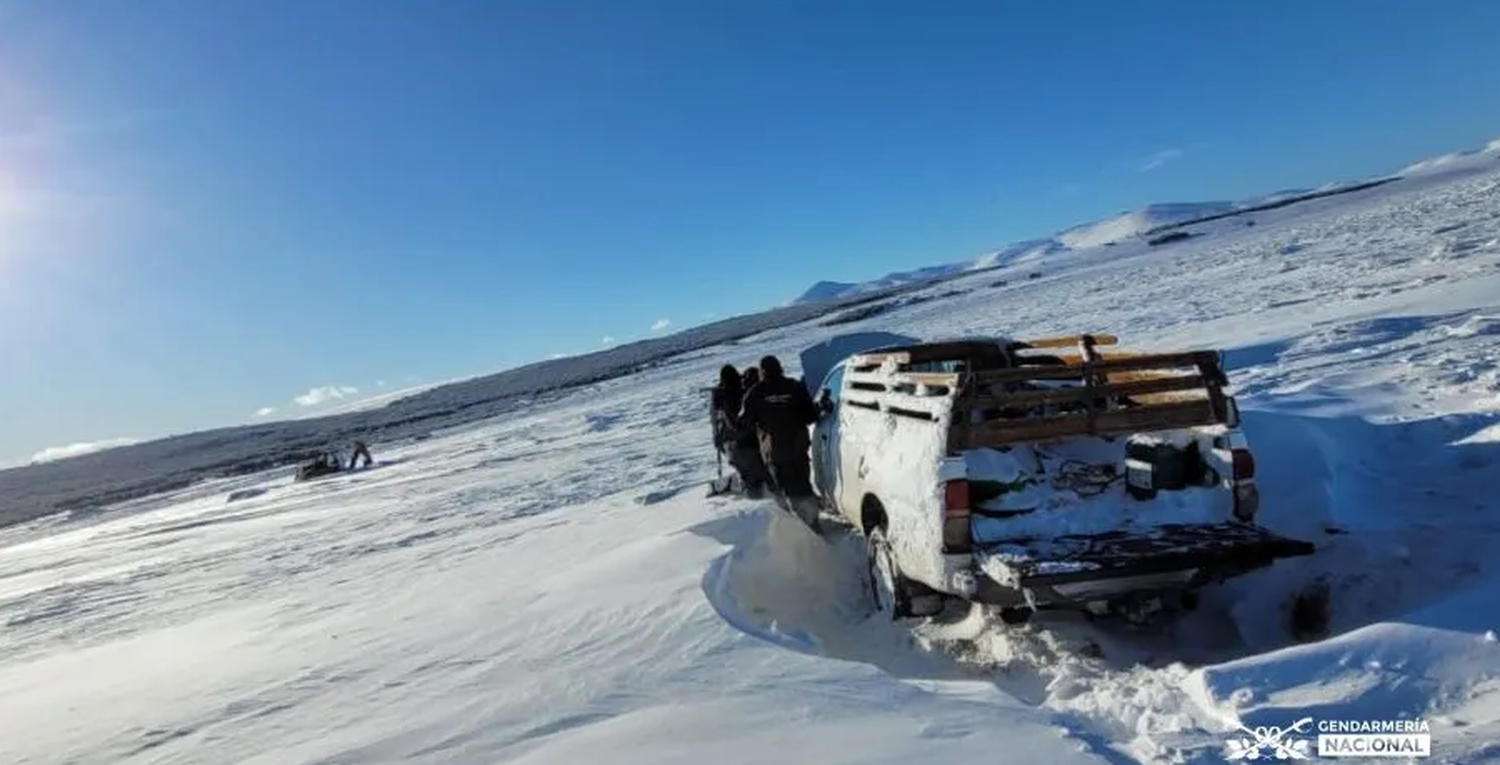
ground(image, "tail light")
xmin=942 ymin=479 xmax=972 ymax=553
xmin=1231 ymin=448 xmax=1256 ymax=480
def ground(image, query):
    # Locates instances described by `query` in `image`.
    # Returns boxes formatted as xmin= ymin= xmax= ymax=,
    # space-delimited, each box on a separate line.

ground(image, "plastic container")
xmin=1124 ymin=438 xmax=1189 ymax=500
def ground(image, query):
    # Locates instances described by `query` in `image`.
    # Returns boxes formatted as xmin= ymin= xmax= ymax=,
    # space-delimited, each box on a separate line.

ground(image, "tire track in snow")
xmin=692 ymin=402 xmax=1500 ymax=763
xmin=695 ymin=506 xmax=1238 ymax=763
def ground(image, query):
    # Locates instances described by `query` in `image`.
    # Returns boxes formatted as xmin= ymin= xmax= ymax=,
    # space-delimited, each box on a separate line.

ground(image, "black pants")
xmin=728 ymin=444 xmax=770 ymax=494
xmin=767 ymin=457 xmax=813 ymax=499
xmin=767 ymin=456 xmax=820 ymax=529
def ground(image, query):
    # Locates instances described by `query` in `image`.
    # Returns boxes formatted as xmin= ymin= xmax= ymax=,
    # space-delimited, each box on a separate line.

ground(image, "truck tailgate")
xmin=975 ymin=521 xmax=1317 ymax=591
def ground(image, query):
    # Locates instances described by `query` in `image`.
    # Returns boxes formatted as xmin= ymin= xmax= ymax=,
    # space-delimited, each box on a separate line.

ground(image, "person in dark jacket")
xmin=710 ymin=365 xmax=769 ymax=498
xmin=740 ymin=354 xmax=822 ymax=528
xmin=732 ymin=366 xmax=771 ymax=497
xmin=710 ymin=364 xmax=743 ymax=454
xmin=350 ymin=439 xmax=374 ymax=469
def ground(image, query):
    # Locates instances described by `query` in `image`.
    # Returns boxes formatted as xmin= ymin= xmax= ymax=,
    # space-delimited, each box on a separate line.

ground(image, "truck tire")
xmin=867 ymin=527 xmax=912 ymax=619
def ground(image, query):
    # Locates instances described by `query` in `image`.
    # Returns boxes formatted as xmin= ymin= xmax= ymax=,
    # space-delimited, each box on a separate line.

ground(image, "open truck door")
xmin=798 ymin=331 xmax=920 ymax=398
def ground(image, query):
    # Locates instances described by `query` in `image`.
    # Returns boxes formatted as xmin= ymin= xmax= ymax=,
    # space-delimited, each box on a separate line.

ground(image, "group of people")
xmin=710 ymin=354 xmax=824 ymax=529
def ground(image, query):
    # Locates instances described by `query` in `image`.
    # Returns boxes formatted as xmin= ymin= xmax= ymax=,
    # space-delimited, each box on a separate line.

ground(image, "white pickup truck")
xmin=801 ymin=333 xmax=1316 ymax=624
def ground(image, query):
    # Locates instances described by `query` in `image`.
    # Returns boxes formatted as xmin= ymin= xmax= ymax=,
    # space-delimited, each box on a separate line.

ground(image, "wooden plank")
xmin=1014 ymin=333 xmax=1119 ymax=350
xmin=972 ymin=350 xmax=1223 ymax=384
xmin=963 ymin=399 xmax=1222 ymax=447
xmin=855 ymin=341 xmax=1011 ymax=368
xmin=1036 ymin=349 xmax=1151 ymax=366
xmin=964 ymin=373 xmax=1210 ymax=409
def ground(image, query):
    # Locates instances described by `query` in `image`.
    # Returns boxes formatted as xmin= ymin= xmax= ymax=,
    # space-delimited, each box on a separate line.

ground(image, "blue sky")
xmin=3 ymin=0 xmax=1500 ymax=464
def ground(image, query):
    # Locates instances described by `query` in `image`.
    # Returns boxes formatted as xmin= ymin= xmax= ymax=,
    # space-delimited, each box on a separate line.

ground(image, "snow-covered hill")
xmin=1055 ymin=202 xmax=1240 ymax=249
xmin=1400 ymin=136 xmax=1500 ymax=177
xmin=795 ymin=135 xmax=1500 ymax=304
xmin=0 ymin=284 xmax=936 ymax=528
xmin=4 ymin=154 xmax=1500 ymax=764
xmin=792 ymin=264 xmax=972 ymax=304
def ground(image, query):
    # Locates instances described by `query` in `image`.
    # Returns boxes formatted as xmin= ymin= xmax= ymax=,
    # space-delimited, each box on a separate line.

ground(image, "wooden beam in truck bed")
xmin=969 ymin=350 xmax=1226 ymax=384
xmin=963 ymin=372 xmax=1213 ymax=409
xmin=961 ymin=398 xmax=1223 ymax=447
xmin=852 ymin=340 xmax=1011 ymax=368
xmin=1010 ymin=333 xmax=1118 ymax=350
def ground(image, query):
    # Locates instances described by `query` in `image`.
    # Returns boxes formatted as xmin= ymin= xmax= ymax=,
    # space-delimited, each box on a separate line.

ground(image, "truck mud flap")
xmin=972 ymin=522 xmax=1317 ymax=606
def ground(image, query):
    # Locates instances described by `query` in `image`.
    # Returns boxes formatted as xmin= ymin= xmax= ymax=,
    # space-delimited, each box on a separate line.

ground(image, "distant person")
xmin=350 ymin=439 xmax=373 ymax=469
xmin=739 ymin=354 xmax=822 ymax=529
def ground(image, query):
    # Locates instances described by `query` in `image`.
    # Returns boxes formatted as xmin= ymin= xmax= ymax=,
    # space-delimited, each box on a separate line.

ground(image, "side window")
xmin=819 ymin=363 xmax=847 ymax=404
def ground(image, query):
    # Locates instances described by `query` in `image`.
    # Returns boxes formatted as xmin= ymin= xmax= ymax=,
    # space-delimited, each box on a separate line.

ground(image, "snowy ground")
xmin=5 ymin=159 xmax=1500 ymax=764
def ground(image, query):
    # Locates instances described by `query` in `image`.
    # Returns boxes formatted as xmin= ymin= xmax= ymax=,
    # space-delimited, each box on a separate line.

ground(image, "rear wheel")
xmin=867 ymin=527 xmax=912 ymax=619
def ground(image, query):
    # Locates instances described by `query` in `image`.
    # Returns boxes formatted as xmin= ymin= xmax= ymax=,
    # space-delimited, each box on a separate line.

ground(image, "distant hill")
xmin=790 ymin=134 xmax=1500 ymax=304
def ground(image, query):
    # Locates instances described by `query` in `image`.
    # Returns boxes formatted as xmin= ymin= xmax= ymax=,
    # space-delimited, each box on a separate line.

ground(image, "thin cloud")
xmin=651 ymin=318 xmax=671 ymax=332
xmin=293 ymin=385 xmax=359 ymax=407
xmin=601 ymin=336 xmax=616 ymax=345
xmin=30 ymin=437 xmax=139 ymax=464
xmin=1136 ymin=147 xmax=1185 ymax=173
xmin=254 ymin=406 xmax=277 ymax=417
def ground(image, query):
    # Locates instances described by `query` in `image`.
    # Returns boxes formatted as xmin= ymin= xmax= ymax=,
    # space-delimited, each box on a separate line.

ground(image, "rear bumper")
xmin=970 ymin=521 xmax=1317 ymax=608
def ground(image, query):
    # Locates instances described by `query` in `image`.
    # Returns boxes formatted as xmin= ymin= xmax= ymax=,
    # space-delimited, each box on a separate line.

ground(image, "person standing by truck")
xmin=739 ymin=354 xmax=822 ymax=531
xmin=709 ymin=365 xmax=770 ymax=498
xmin=710 ymin=364 xmax=743 ymax=455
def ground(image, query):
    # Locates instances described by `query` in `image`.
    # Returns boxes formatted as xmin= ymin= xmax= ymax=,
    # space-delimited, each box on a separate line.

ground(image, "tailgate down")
xmin=973 ymin=522 xmax=1316 ymax=604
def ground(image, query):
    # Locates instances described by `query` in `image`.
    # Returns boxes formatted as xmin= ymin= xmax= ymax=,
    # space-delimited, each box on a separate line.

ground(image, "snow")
xmin=966 ymin=444 xmax=1228 ymax=544
xmin=1398 ymin=135 xmax=1500 ymax=177
xmin=791 ymin=266 xmax=971 ymax=305
xmin=6 ymin=141 xmax=1500 ymax=764
xmin=971 ymin=238 xmax=1068 ymax=269
xmin=832 ymin=362 xmax=959 ymax=591
xmin=28 ymin=437 xmax=141 ymax=465
xmin=1056 ymin=202 xmax=1240 ymax=249
xmin=794 ymin=135 xmax=1500 ymax=307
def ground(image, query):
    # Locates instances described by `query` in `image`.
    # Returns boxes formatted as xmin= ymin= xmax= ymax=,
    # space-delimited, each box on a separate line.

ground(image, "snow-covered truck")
xmin=803 ymin=333 xmax=1316 ymax=624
